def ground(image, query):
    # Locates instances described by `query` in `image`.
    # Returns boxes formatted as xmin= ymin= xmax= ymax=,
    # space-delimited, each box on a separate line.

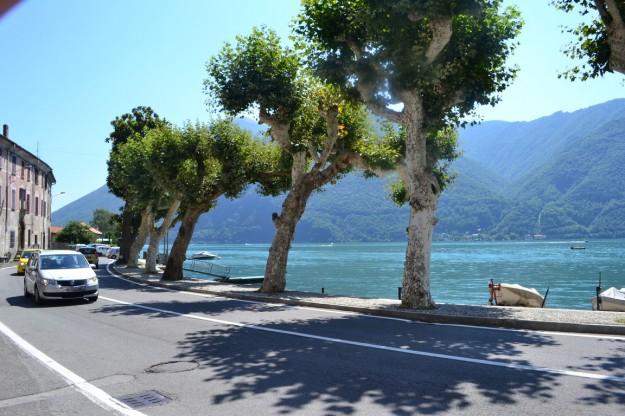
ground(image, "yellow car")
xmin=78 ymin=247 xmax=99 ymax=269
xmin=16 ymin=249 xmax=40 ymax=274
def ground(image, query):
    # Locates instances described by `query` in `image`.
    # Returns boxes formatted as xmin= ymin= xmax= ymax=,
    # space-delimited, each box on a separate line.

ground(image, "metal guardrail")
xmin=183 ymin=259 xmax=231 ymax=279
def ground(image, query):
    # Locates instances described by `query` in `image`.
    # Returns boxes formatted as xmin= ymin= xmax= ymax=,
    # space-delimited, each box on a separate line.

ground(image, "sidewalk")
xmin=110 ymin=265 xmax=625 ymax=336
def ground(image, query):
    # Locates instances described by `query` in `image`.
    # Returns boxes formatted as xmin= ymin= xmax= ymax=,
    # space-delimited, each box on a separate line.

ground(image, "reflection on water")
xmin=182 ymin=240 xmax=625 ymax=310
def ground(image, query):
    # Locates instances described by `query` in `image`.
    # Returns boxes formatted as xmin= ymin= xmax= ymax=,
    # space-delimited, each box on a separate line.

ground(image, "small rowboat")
xmin=488 ymin=280 xmax=545 ymax=308
xmin=592 ymin=287 xmax=625 ymax=312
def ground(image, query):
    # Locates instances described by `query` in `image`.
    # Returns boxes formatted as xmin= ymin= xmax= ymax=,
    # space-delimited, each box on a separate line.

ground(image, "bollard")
xmin=397 ymin=287 xmax=402 ymax=300
xmin=321 ymin=287 xmax=325 ymax=294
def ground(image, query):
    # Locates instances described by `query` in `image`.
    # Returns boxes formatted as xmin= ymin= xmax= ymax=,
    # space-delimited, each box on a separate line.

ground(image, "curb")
xmin=109 ymin=265 xmax=625 ymax=336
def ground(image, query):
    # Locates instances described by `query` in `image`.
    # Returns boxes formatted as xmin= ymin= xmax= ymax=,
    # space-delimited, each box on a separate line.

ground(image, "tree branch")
xmin=315 ymin=104 xmax=340 ymax=169
xmin=425 ymin=18 xmax=454 ymax=64
xmin=258 ymin=106 xmax=291 ymax=148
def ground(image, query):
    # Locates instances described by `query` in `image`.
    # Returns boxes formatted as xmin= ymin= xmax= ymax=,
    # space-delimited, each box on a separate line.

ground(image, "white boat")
xmin=592 ymin=287 xmax=625 ymax=312
xmin=189 ymin=251 xmax=220 ymax=260
xmin=488 ymin=281 xmax=545 ymax=308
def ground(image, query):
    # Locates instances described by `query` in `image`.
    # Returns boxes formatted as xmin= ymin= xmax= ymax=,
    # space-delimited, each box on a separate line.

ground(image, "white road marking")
xmin=104 ymin=262 xmax=625 ymax=341
xmin=0 ymin=319 xmax=148 ymax=416
xmin=98 ymin=294 xmax=625 ymax=384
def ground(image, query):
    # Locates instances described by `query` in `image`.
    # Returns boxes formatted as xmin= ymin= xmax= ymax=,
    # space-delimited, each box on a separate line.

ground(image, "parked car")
xmin=106 ymin=247 xmax=120 ymax=259
xmin=16 ymin=249 xmax=40 ymax=275
xmin=24 ymin=250 xmax=98 ymax=304
xmin=77 ymin=246 xmax=99 ymax=269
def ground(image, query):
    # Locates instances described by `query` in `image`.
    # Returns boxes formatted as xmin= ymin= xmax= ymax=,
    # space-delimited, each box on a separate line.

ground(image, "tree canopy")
xmin=55 ymin=221 xmax=95 ymax=244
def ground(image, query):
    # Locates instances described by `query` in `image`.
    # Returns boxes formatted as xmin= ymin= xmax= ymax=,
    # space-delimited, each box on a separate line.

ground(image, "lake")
xmin=181 ymin=240 xmax=625 ymax=310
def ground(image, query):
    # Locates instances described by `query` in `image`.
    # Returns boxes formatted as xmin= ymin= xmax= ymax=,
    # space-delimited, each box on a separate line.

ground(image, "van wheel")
xmin=33 ymin=285 xmax=44 ymax=305
xmin=87 ymin=295 xmax=98 ymax=303
xmin=23 ymin=279 xmax=29 ymax=297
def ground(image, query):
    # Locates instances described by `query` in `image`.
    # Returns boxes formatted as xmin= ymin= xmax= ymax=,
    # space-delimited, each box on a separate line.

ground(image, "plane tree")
xmin=554 ymin=0 xmax=625 ymax=79
xmin=205 ymin=27 xmax=398 ymax=292
xmin=106 ymin=106 xmax=168 ymax=264
xmin=107 ymin=132 xmax=158 ymax=267
xmin=134 ymin=126 xmax=189 ymax=273
xmin=162 ymin=120 xmax=287 ymax=281
xmin=296 ymin=0 xmax=522 ymax=307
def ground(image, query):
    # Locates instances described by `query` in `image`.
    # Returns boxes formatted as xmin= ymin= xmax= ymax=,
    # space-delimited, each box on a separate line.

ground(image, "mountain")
xmin=52 ymin=99 xmax=625 ymax=240
xmin=52 ymin=185 xmax=123 ymax=226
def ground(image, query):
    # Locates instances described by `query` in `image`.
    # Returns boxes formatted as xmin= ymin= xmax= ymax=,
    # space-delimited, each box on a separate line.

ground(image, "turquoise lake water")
xmin=182 ymin=240 xmax=625 ymax=310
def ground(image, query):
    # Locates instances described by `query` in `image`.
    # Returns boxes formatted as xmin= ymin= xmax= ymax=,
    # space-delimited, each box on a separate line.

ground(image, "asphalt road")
xmin=0 ymin=259 xmax=624 ymax=415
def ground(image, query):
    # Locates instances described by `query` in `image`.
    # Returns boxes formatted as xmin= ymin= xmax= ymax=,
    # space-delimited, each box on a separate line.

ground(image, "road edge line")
xmin=0 ymin=319 xmax=147 ymax=416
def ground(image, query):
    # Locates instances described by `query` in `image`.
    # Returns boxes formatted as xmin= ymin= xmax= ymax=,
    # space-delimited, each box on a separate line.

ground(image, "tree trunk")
xmin=260 ymin=181 xmax=316 ymax=293
xmin=604 ymin=0 xmax=625 ymax=74
xmin=117 ymin=204 xmax=134 ymax=265
xmin=162 ymin=207 xmax=202 ymax=281
xmin=401 ymin=178 xmax=438 ymax=309
xmin=400 ymin=94 xmax=438 ymax=309
xmin=145 ymin=200 xmax=180 ymax=274
xmin=126 ymin=207 xmax=152 ymax=268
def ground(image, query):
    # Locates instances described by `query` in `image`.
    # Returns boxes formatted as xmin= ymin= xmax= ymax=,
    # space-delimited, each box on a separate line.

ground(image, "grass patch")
xmin=616 ymin=318 xmax=625 ymax=325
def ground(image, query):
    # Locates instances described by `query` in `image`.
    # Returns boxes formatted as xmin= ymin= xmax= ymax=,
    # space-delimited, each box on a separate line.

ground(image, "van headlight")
xmin=87 ymin=276 xmax=98 ymax=285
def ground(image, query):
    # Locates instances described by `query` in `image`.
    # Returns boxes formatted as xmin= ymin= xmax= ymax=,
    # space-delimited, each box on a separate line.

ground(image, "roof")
xmin=40 ymin=250 xmax=83 ymax=255
xmin=80 ymin=222 xmax=102 ymax=235
xmin=0 ymin=130 xmax=56 ymax=184
xmin=50 ymin=224 xmax=103 ymax=236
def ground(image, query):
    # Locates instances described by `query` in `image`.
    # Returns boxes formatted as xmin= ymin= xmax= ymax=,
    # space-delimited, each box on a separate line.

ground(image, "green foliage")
xmin=106 ymin=106 xmax=168 ymax=198
xmin=553 ymin=0 xmax=625 ymax=80
xmin=172 ymin=120 xmax=285 ymax=210
xmin=106 ymin=106 xmax=168 ymax=148
xmin=55 ymin=221 xmax=95 ymax=244
xmin=204 ymin=27 xmax=302 ymax=123
xmin=90 ymin=208 xmax=120 ymax=239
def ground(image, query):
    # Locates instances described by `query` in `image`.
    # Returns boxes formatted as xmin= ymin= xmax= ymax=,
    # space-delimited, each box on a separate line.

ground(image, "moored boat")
xmin=189 ymin=251 xmax=221 ymax=260
xmin=592 ymin=287 xmax=625 ymax=312
xmin=488 ymin=281 xmax=545 ymax=308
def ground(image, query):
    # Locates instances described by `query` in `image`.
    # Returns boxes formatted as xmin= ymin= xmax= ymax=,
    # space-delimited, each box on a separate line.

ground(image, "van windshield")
xmin=40 ymin=254 xmax=90 ymax=270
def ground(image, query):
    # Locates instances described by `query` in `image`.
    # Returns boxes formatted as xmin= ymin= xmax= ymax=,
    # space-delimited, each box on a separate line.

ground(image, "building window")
xmin=28 ymin=230 xmax=31 ymax=247
xmin=43 ymin=233 xmax=45 ymax=249
xmin=41 ymin=199 xmax=44 ymax=217
xmin=9 ymin=231 xmax=15 ymax=248
xmin=11 ymin=156 xmax=16 ymax=175
xmin=26 ymin=194 xmax=30 ymax=213
xmin=21 ymin=161 xmax=25 ymax=179
xmin=35 ymin=168 xmax=38 ymax=185
xmin=35 ymin=196 xmax=39 ymax=216
xmin=11 ymin=189 xmax=15 ymax=210
xmin=27 ymin=166 xmax=30 ymax=182
xmin=34 ymin=234 xmax=38 ymax=247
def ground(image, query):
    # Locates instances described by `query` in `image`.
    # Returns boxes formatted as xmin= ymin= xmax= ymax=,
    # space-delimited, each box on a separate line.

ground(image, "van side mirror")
xmin=89 ymin=264 xmax=96 ymax=269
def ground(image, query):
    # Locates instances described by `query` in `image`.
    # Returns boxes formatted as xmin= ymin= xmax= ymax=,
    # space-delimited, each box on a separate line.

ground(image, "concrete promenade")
xmin=112 ymin=264 xmax=625 ymax=336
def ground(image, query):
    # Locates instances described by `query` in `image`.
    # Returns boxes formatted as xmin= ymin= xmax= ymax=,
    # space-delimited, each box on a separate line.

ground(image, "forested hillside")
xmin=53 ymin=99 xmax=625 ymax=241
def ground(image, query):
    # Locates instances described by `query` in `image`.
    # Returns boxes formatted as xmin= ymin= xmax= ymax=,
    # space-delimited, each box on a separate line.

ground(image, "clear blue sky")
xmin=0 ymin=0 xmax=622 ymax=212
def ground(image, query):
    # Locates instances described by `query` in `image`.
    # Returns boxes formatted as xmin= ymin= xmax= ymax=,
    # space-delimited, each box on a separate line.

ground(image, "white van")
xmin=106 ymin=247 xmax=120 ymax=259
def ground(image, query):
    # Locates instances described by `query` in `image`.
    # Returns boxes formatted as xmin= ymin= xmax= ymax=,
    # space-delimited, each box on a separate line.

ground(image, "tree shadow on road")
xmin=570 ymin=340 xmax=625 ymax=407
xmin=90 ymin=297 xmax=625 ymax=414
xmin=174 ymin=320 xmax=562 ymax=415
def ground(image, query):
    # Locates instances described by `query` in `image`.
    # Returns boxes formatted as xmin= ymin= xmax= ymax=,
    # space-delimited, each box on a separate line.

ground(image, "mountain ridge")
xmin=52 ymin=99 xmax=625 ymax=241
